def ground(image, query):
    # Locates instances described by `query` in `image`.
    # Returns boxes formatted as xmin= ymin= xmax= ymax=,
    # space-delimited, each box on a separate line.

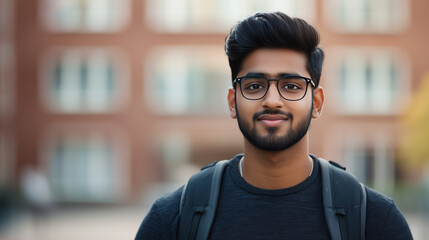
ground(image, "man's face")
xmin=228 ymin=49 xmax=318 ymax=151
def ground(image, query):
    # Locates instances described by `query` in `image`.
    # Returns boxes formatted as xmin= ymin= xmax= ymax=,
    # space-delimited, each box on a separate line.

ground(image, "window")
xmin=324 ymin=0 xmax=409 ymax=33
xmin=40 ymin=0 xmax=130 ymax=33
xmin=0 ymin=43 xmax=13 ymax=118
xmin=331 ymin=47 xmax=408 ymax=115
xmin=0 ymin=134 xmax=14 ymax=186
xmin=342 ymin=134 xmax=395 ymax=191
xmin=42 ymin=126 xmax=128 ymax=202
xmin=0 ymin=0 xmax=14 ymax=118
xmin=40 ymin=48 xmax=129 ymax=113
xmin=160 ymin=132 xmax=193 ymax=183
xmin=145 ymin=0 xmax=315 ymax=33
xmin=0 ymin=0 xmax=14 ymax=186
xmin=144 ymin=46 xmax=230 ymax=115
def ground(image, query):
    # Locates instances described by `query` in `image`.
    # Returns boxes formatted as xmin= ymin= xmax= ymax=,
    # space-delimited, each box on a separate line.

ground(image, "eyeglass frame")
xmin=233 ymin=73 xmax=316 ymax=101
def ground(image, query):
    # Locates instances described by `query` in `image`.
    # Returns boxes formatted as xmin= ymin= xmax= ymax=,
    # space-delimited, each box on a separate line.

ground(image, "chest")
xmin=209 ymin=187 xmax=330 ymax=239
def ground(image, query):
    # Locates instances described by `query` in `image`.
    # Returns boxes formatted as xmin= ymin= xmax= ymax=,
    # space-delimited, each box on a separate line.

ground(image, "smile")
xmin=256 ymin=115 xmax=289 ymax=127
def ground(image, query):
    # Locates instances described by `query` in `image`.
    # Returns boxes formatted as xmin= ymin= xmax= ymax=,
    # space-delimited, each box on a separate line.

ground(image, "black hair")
xmin=225 ymin=12 xmax=324 ymax=87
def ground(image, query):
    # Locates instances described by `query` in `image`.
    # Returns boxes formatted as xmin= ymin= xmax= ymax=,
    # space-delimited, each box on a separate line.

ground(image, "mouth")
xmin=256 ymin=114 xmax=289 ymax=127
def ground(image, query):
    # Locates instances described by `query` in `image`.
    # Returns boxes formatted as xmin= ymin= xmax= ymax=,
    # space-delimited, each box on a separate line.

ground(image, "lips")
xmin=257 ymin=114 xmax=289 ymax=127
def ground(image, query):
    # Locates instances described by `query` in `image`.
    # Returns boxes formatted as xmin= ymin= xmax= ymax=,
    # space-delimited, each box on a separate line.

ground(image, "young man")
xmin=135 ymin=12 xmax=412 ymax=239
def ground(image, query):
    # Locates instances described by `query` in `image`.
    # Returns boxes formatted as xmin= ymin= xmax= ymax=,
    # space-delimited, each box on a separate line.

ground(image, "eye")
xmin=246 ymin=83 xmax=264 ymax=90
xmin=279 ymin=78 xmax=306 ymax=91
xmin=283 ymin=83 xmax=301 ymax=90
xmin=241 ymin=77 xmax=267 ymax=91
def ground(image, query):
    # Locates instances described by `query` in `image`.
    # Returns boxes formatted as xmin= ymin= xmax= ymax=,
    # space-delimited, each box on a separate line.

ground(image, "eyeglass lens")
xmin=240 ymin=76 xmax=309 ymax=100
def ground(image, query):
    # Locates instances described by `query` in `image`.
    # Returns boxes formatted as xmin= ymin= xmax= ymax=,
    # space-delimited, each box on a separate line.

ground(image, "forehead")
xmin=239 ymin=49 xmax=309 ymax=78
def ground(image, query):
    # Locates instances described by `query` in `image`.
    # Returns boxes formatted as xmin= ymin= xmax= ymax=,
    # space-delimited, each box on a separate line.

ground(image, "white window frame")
xmin=341 ymin=131 xmax=396 ymax=192
xmin=0 ymin=0 xmax=14 ymax=119
xmin=39 ymin=47 xmax=129 ymax=114
xmin=0 ymin=134 xmax=14 ymax=186
xmin=40 ymin=123 xmax=130 ymax=202
xmin=144 ymin=45 xmax=230 ymax=115
xmin=327 ymin=46 xmax=410 ymax=115
xmin=40 ymin=0 xmax=130 ymax=33
xmin=0 ymin=42 xmax=14 ymax=119
xmin=145 ymin=0 xmax=316 ymax=33
xmin=323 ymin=0 xmax=409 ymax=33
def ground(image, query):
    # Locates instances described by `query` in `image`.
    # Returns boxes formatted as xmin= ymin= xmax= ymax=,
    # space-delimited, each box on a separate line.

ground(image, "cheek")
xmin=290 ymin=100 xmax=313 ymax=121
xmin=236 ymin=99 xmax=256 ymax=118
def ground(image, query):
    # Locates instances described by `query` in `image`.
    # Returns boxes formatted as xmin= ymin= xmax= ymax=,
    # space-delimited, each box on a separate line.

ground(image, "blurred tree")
xmin=400 ymin=72 xmax=429 ymax=170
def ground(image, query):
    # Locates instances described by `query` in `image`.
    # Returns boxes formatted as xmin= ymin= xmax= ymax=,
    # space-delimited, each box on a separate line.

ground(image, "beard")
xmin=236 ymin=101 xmax=313 ymax=152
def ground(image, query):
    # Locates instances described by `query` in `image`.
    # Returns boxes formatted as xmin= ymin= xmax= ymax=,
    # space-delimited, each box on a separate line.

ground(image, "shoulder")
xmin=365 ymin=187 xmax=395 ymax=211
xmin=135 ymin=186 xmax=183 ymax=240
xmin=365 ymin=187 xmax=413 ymax=240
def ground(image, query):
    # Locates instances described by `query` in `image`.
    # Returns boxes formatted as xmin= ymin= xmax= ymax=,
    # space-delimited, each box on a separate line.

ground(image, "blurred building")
xmin=1 ymin=0 xmax=428 ymax=204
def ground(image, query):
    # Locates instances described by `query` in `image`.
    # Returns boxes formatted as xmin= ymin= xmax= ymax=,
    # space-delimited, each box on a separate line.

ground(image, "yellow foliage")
xmin=399 ymin=72 xmax=429 ymax=168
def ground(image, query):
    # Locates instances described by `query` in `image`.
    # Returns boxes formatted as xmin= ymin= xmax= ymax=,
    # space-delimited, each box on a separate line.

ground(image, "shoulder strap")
xmin=319 ymin=158 xmax=367 ymax=240
xmin=178 ymin=160 xmax=229 ymax=240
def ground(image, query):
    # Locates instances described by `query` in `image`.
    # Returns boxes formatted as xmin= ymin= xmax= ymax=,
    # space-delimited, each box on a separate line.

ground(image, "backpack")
xmin=178 ymin=155 xmax=367 ymax=240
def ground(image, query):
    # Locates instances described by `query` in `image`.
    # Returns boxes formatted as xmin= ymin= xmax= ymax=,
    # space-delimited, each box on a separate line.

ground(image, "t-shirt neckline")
xmin=229 ymin=154 xmax=320 ymax=196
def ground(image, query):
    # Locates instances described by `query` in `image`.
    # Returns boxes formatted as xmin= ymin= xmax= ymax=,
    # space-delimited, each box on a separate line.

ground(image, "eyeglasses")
xmin=233 ymin=74 xmax=315 ymax=101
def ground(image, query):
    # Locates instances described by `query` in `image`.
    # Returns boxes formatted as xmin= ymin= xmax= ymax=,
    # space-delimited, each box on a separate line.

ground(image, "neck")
xmin=240 ymin=134 xmax=313 ymax=189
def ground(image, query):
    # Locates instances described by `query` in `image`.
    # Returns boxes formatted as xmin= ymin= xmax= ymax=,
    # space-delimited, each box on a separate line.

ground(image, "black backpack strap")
xmin=319 ymin=158 xmax=367 ymax=240
xmin=178 ymin=160 xmax=229 ymax=240
xmin=360 ymin=182 xmax=367 ymax=239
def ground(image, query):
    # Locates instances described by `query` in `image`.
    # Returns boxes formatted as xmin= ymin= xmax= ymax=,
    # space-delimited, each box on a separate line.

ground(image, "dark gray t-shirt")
xmin=135 ymin=155 xmax=413 ymax=239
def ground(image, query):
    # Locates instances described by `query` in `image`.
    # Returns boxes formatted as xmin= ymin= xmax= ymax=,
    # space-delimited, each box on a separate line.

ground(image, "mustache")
xmin=253 ymin=110 xmax=293 ymax=121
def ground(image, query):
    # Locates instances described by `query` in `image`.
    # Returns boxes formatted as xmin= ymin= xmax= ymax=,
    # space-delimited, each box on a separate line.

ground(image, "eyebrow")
xmin=245 ymin=72 xmax=266 ymax=77
xmin=245 ymin=72 xmax=302 ymax=78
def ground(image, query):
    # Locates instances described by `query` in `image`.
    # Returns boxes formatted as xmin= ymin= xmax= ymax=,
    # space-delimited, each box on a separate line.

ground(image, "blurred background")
xmin=0 ymin=0 xmax=428 ymax=239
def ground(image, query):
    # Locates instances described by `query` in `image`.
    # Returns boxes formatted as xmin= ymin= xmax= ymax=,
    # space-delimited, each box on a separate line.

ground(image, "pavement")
xmin=1 ymin=205 xmax=147 ymax=240
xmin=1 ymin=206 xmax=427 ymax=240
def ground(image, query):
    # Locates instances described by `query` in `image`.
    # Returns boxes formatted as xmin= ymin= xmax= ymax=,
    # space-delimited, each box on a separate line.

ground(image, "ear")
xmin=312 ymin=86 xmax=324 ymax=119
xmin=227 ymin=87 xmax=237 ymax=119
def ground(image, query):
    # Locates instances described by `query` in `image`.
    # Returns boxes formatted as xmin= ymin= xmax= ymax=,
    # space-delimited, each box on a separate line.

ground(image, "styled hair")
xmin=225 ymin=12 xmax=324 ymax=87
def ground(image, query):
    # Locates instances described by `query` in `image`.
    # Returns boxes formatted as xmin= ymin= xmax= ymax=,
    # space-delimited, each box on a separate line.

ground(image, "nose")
xmin=262 ymin=82 xmax=283 ymax=109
